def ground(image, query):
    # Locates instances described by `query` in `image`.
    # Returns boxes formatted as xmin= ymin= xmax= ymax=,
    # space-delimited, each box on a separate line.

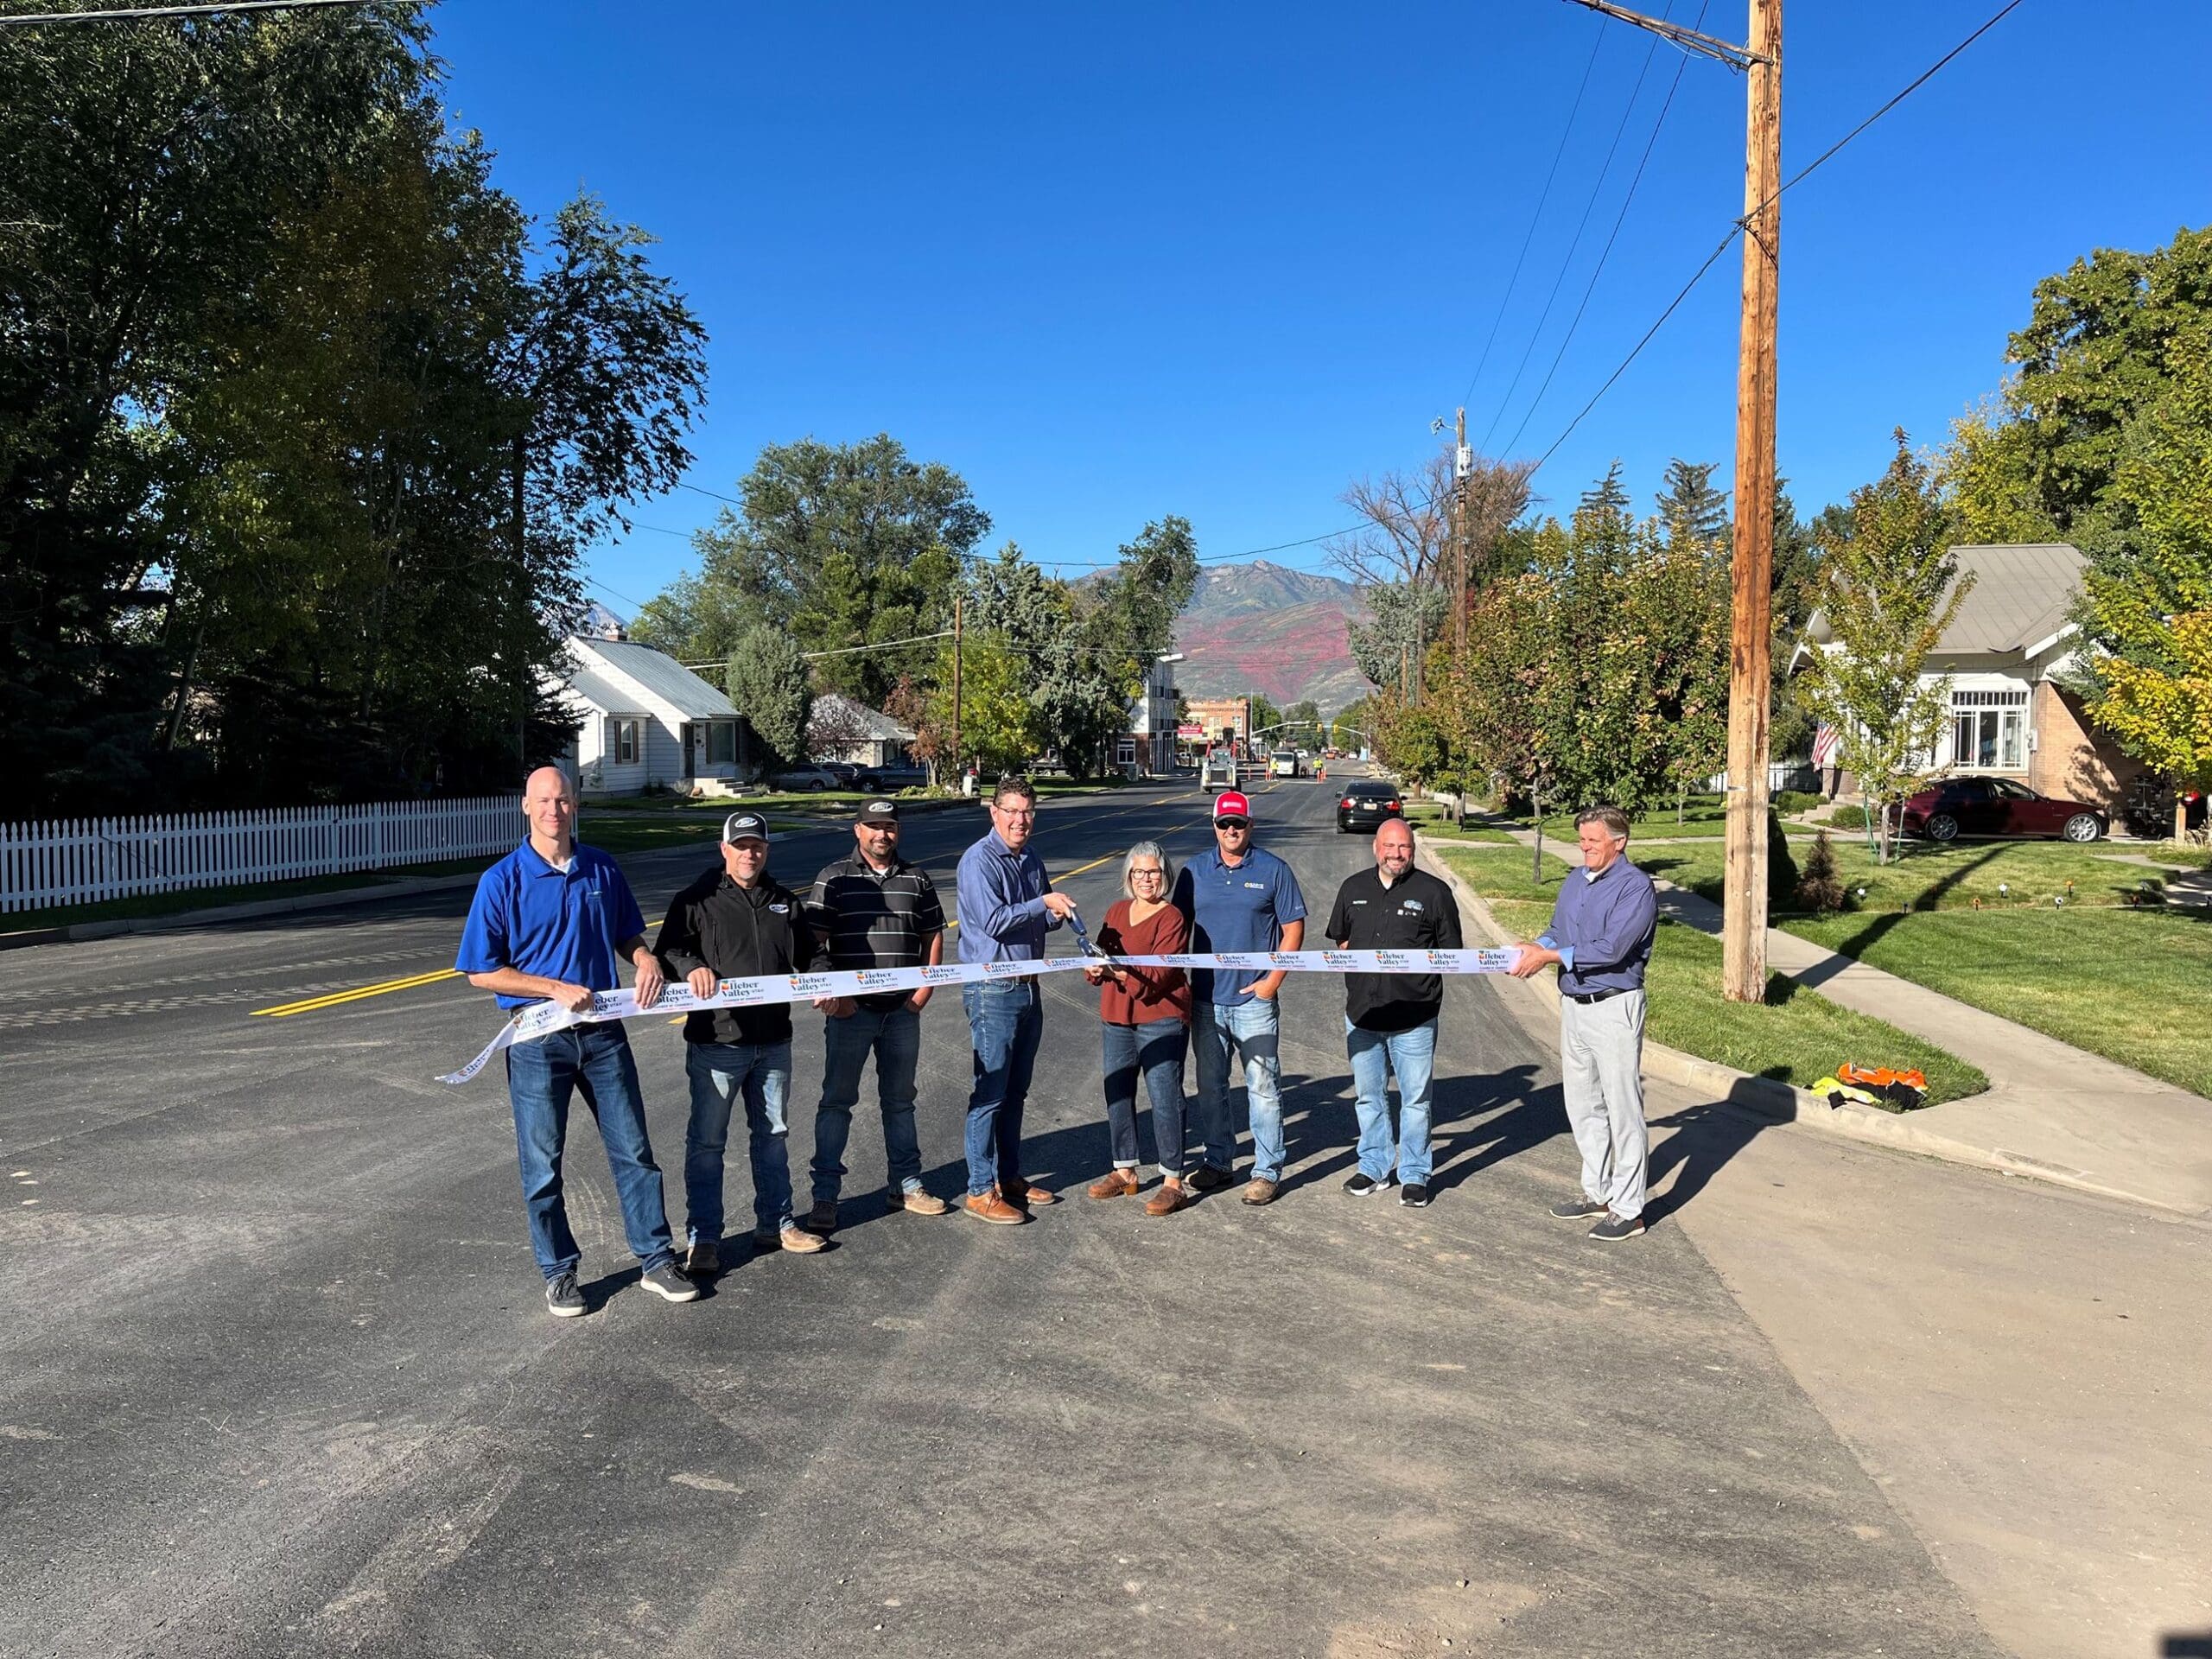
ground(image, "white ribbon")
xmin=436 ymin=947 xmax=1521 ymax=1085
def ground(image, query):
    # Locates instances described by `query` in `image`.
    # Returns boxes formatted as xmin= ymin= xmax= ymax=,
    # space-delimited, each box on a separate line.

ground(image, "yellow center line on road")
xmin=253 ymin=969 xmax=459 ymax=1018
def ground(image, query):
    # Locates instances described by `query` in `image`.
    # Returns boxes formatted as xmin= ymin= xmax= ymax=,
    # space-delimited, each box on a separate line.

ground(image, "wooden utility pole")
xmin=1722 ymin=0 xmax=1782 ymax=1003
xmin=951 ymin=588 xmax=964 ymax=779
xmin=1452 ymin=406 xmax=1469 ymax=656
xmin=1567 ymin=0 xmax=1780 ymax=1002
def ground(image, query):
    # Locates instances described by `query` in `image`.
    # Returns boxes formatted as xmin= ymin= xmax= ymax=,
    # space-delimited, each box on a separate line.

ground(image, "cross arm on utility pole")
xmin=1563 ymin=0 xmax=1768 ymax=71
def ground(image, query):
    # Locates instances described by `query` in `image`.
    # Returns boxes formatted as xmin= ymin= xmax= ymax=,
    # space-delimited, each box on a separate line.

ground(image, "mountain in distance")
xmin=1172 ymin=560 xmax=1374 ymax=713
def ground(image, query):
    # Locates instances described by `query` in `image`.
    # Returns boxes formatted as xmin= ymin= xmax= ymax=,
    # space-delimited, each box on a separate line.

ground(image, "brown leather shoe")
xmin=889 ymin=1188 xmax=950 ymax=1217
xmin=755 ymin=1224 xmax=826 ymax=1255
xmin=1186 ymin=1165 xmax=1234 ymax=1193
xmin=1086 ymin=1168 xmax=1141 ymax=1200
xmin=1002 ymin=1177 xmax=1058 ymax=1206
xmin=799 ymin=1200 xmax=839 ymax=1235
xmin=964 ymin=1191 xmax=1027 ymax=1225
xmin=1241 ymin=1178 xmax=1279 ymax=1206
xmin=1145 ymin=1181 xmax=1192 ymax=1217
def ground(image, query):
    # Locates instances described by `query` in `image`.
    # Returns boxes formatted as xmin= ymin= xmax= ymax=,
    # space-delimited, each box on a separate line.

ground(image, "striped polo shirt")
xmin=803 ymin=850 xmax=947 ymax=1010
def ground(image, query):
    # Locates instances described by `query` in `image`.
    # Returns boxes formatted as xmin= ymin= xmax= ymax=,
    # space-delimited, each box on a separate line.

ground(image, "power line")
xmin=0 ymin=0 xmax=375 ymax=25
xmin=1478 ymin=4 xmax=1673 ymax=454
xmin=675 ymin=480 xmax=741 ymax=506
xmin=1501 ymin=0 xmax=1708 ymax=455
xmin=1526 ymin=0 xmax=2028 ymax=479
xmin=1457 ymin=22 xmax=1608 ymax=410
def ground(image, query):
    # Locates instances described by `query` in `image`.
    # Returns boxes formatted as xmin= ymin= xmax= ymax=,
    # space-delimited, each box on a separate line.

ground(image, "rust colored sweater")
xmin=1094 ymin=899 xmax=1192 ymax=1026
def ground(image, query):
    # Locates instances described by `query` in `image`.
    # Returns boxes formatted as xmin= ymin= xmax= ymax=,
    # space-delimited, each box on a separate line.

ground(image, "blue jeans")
xmin=1346 ymin=1016 xmax=1438 ymax=1187
xmin=1192 ymin=995 xmax=1285 ymax=1180
xmin=683 ymin=1039 xmax=794 ymax=1246
xmin=504 ymin=1023 xmax=675 ymax=1280
xmin=812 ymin=1002 xmax=925 ymax=1203
xmin=1102 ymin=1017 xmax=1190 ymax=1177
xmin=963 ymin=979 xmax=1042 ymax=1196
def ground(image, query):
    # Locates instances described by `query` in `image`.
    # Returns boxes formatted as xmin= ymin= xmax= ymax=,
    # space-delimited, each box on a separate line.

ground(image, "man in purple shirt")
xmin=1510 ymin=804 xmax=1657 ymax=1241
xmin=953 ymin=775 xmax=1077 ymax=1224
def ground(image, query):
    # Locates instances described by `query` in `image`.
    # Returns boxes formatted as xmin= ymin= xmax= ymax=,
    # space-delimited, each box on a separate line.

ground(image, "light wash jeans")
xmin=683 ymin=1039 xmax=794 ymax=1246
xmin=504 ymin=1023 xmax=675 ymax=1280
xmin=1346 ymin=1016 xmax=1438 ymax=1186
xmin=1192 ymin=995 xmax=1285 ymax=1181
xmin=812 ymin=1001 xmax=926 ymax=1204
xmin=1559 ymin=990 xmax=1648 ymax=1219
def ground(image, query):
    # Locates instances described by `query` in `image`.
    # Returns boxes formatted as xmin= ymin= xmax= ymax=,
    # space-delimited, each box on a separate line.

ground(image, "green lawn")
xmin=1433 ymin=847 xmax=1985 ymax=1104
xmin=1785 ymin=906 xmax=2212 ymax=1099
xmin=1637 ymin=835 xmax=2192 ymax=914
xmin=1529 ymin=793 xmax=1734 ymax=840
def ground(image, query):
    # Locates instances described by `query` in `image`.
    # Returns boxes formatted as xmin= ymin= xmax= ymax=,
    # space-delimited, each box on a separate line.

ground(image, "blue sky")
xmin=425 ymin=1 xmax=2212 ymax=611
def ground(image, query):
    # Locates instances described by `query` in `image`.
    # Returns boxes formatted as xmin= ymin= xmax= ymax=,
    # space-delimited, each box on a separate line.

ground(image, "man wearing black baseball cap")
xmin=800 ymin=798 xmax=950 ymax=1232
xmin=652 ymin=810 xmax=829 ymax=1274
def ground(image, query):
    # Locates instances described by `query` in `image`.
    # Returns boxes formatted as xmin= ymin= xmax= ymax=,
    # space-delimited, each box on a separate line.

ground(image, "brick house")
xmin=1800 ymin=543 xmax=2145 ymax=810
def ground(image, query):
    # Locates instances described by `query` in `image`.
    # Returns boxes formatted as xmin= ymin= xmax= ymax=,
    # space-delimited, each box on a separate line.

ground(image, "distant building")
xmin=1185 ymin=696 xmax=1250 ymax=752
xmin=550 ymin=635 xmax=750 ymax=797
xmin=1798 ymin=543 xmax=2144 ymax=810
xmin=808 ymin=693 xmax=918 ymax=769
xmin=1119 ymin=656 xmax=1181 ymax=774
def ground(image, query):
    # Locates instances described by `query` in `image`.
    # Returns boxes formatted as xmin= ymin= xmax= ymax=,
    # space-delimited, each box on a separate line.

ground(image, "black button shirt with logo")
xmin=653 ymin=868 xmax=818 ymax=1046
xmin=1324 ymin=866 xmax=1465 ymax=1032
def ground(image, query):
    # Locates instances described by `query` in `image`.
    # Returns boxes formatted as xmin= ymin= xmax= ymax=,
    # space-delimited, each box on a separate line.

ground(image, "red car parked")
xmin=1899 ymin=777 xmax=2108 ymax=843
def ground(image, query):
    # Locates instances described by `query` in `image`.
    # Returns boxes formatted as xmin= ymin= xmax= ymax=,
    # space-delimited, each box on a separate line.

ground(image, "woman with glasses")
xmin=1082 ymin=841 xmax=1195 ymax=1215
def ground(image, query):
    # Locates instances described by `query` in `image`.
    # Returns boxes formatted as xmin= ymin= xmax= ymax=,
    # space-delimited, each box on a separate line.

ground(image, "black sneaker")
xmin=1399 ymin=1183 xmax=1431 ymax=1208
xmin=1588 ymin=1211 xmax=1646 ymax=1243
xmin=544 ymin=1271 xmax=586 ymax=1318
xmin=639 ymin=1261 xmax=701 ymax=1302
xmin=1186 ymin=1165 xmax=1235 ymax=1193
xmin=1343 ymin=1172 xmax=1389 ymax=1197
xmin=1548 ymin=1197 xmax=1609 ymax=1220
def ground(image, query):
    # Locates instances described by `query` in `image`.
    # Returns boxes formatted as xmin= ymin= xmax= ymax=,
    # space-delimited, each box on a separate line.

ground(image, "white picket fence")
xmin=0 ymin=795 xmax=523 ymax=914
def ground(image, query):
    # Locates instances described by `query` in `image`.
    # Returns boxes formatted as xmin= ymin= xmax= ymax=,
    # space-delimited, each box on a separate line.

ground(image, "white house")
xmin=807 ymin=693 xmax=918 ymax=769
xmin=550 ymin=635 xmax=750 ymax=797
xmin=1801 ymin=543 xmax=2144 ymax=810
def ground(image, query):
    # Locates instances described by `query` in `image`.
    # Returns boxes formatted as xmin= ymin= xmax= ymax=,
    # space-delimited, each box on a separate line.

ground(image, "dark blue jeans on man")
xmin=962 ymin=979 xmax=1042 ymax=1196
xmin=504 ymin=1023 xmax=676 ymax=1280
xmin=1101 ymin=1017 xmax=1189 ymax=1179
xmin=683 ymin=1039 xmax=794 ymax=1248
xmin=812 ymin=1002 xmax=925 ymax=1205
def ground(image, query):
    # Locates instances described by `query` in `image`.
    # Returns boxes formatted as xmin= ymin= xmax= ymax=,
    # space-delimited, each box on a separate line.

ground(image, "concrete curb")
xmin=1418 ymin=846 xmax=2207 ymax=1220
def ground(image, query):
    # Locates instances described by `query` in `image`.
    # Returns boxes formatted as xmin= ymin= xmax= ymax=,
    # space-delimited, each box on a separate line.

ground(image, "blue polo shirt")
xmin=1173 ymin=844 xmax=1307 ymax=1003
xmin=455 ymin=840 xmax=648 ymax=1010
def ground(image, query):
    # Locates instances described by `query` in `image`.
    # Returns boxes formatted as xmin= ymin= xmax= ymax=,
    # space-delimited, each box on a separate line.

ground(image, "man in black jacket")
xmin=1324 ymin=817 xmax=1464 ymax=1209
xmin=653 ymin=811 xmax=828 ymax=1274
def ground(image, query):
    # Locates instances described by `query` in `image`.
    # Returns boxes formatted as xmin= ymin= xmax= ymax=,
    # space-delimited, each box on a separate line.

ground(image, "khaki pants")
xmin=1559 ymin=988 xmax=1648 ymax=1220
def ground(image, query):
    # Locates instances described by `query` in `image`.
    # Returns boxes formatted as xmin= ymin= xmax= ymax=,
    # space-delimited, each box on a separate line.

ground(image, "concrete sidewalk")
xmin=1483 ymin=824 xmax=2212 ymax=1218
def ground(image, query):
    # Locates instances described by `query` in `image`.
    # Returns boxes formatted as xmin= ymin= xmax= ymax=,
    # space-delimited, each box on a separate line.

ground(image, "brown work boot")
xmin=889 ymin=1187 xmax=950 ymax=1217
xmin=1185 ymin=1165 xmax=1234 ymax=1193
xmin=1086 ymin=1168 xmax=1141 ymax=1200
xmin=1145 ymin=1180 xmax=1191 ymax=1217
xmin=799 ymin=1200 xmax=839 ymax=1236
xmin=1241 ymin=1177 xmax=1279 ymax=1206
xmin=1002 ymin=1176 xmax=1058 ymax=1206
xmin=753 ymin=1224 xmax=827 ymax=1255
xmin=963 ymin=1190 xmax=1027 ymax=1225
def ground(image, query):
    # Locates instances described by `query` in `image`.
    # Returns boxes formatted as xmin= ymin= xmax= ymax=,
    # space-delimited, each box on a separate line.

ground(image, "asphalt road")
xmin=0 ymin=774 xmax=2087 ymax=1656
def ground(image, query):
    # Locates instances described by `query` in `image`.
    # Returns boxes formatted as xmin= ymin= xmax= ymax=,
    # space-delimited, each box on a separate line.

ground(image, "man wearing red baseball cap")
xmin=1170 ymin=789 xmax=1307 ymax=1205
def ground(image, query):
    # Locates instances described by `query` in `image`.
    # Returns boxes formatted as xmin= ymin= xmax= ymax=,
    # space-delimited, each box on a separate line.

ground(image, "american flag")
xmin=1811 ymin=722 xmax=1840 ymax=767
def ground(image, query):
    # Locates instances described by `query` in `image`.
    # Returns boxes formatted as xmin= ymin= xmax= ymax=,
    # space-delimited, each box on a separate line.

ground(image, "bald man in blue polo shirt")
xmin=456 ymin=766 xmax=697 ymax=1316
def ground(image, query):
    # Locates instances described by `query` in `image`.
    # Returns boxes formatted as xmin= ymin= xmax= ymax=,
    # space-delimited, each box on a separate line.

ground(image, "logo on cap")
xmin=722 ymin=811 xmax=770 ymax=843
xmin=1213 ymin=790 xmax=1253 ymax=823
xmin=857 ymin=798 xmax=900 ymax=823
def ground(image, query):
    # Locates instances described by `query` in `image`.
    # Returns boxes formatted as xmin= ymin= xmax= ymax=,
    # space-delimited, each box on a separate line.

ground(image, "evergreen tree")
xmin=1656 ymin=459 xmax=1730 ymax=546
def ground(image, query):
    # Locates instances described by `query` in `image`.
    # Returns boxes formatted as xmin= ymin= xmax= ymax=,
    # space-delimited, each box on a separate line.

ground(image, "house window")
xmin=1948 ymin=689 xmax=2027 ymax=771
xmin=1116 ymin=737 xmax=1137 ymax=766
xmin=705 ymin=721 xmax=735 ymax=765
xmin=610 ymin=717 xmax=641 ymax=766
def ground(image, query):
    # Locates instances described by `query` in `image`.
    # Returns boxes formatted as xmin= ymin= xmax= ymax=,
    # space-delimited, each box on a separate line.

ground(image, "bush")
xmin=1774 ymin=790 xmax=1821 ymax=813
xmin=1793 ymin=830 xmax=1847 ymax=913
xmin=1827 ymin=804 xmax=1871 ymax=830
xmin=1765 ymin=805 xmax=1802 ymax=910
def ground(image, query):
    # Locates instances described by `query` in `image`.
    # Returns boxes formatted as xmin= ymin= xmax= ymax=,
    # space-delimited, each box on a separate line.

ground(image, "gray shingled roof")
xmin=1938 ymin=543 xmax=2084 ymax=654
xmin=811 ymin=692 xmax=915 ymax=742
xmin=563 ymin=637 xmax=739 ymax=719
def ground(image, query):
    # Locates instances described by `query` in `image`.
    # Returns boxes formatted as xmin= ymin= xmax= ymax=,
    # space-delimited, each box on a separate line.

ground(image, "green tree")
xmin=922 ymin=635 xmax=1038 ymax=779
xmin=726 ymin=626 xmax=812 ymax=772
xmin=1793 ymin=432 xmax=1970 ymax=862
xmin=2076 ymin=327 xmax=2212 ymax=836
xmin=670 ymin=435 xmax=982 ymax=704
xmin=1656 ymin=458 xmax=1729 ymax=547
